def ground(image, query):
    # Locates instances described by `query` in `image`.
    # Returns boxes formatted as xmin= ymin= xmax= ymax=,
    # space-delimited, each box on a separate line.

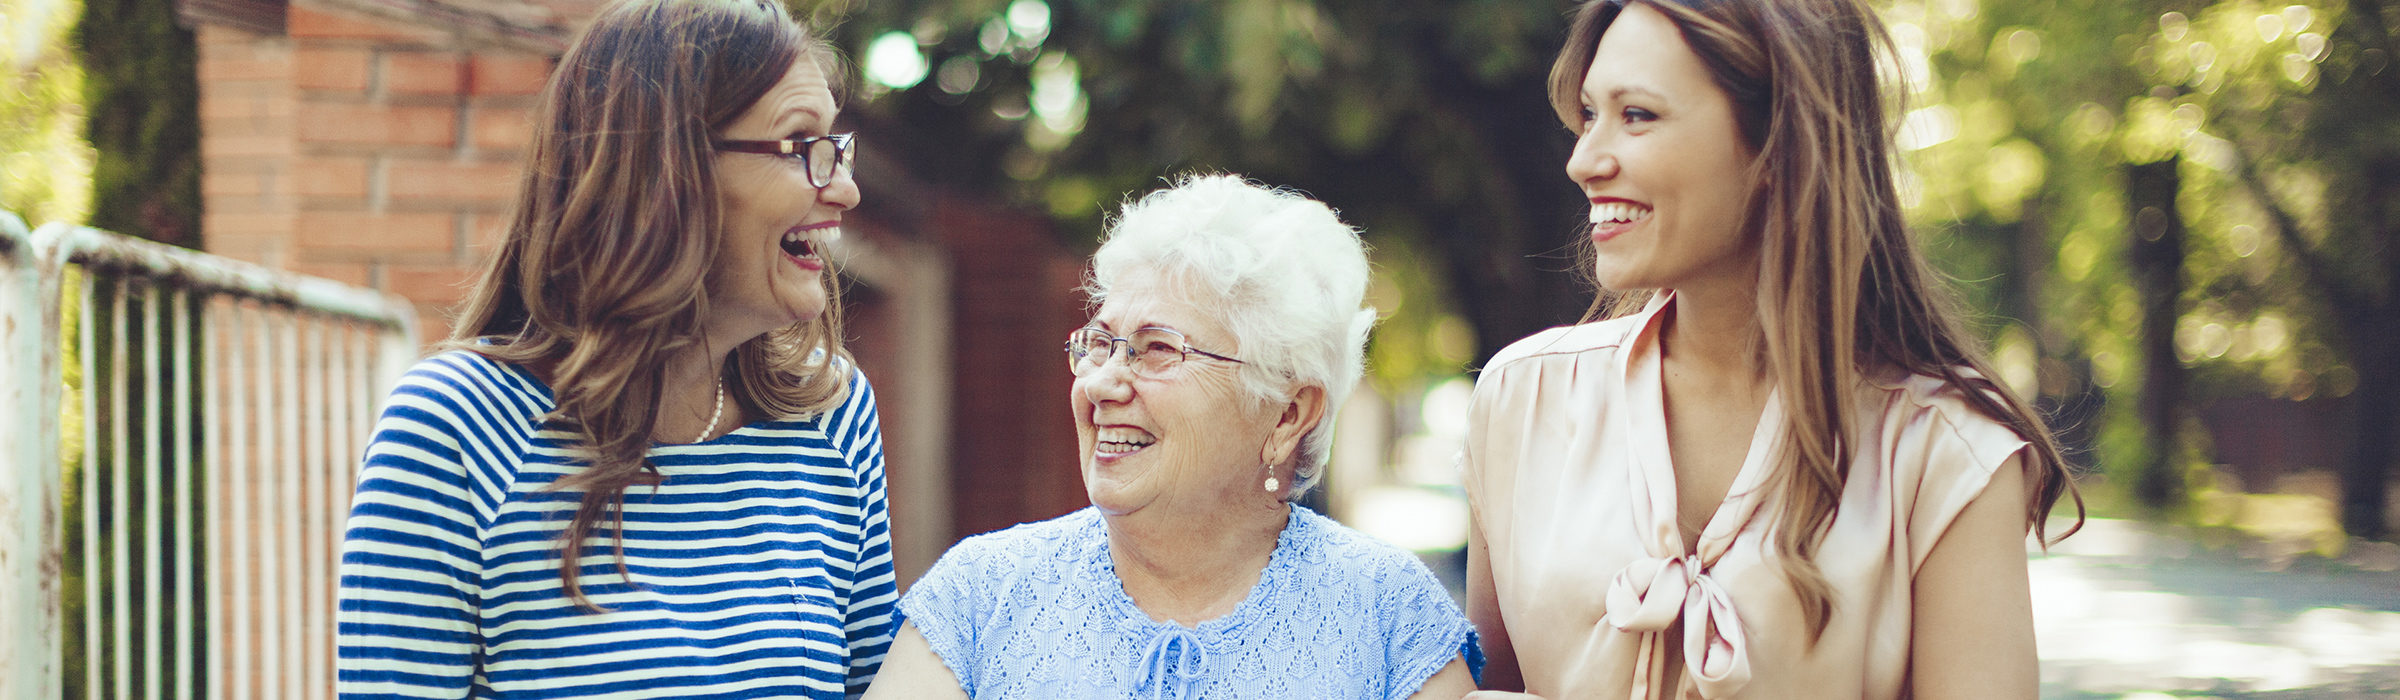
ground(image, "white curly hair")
xmin=1083 ymin=173 xmax=1377 ymax=498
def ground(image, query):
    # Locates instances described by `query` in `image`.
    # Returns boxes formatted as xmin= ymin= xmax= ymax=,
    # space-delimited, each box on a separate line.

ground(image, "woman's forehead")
xmin=1091 ymin=277 xmax=1233 ymax=341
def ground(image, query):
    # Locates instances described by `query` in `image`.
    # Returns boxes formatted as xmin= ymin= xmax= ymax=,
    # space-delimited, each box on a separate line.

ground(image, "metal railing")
xmin=1 ymin=211 xmax=419 ymax=700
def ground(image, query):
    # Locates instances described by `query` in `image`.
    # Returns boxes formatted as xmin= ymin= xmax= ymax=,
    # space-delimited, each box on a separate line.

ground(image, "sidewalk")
xmin=2035 ymin=518 xmax=2400 ymax=698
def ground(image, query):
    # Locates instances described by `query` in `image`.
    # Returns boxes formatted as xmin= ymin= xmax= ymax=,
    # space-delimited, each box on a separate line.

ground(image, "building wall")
xmin=197 ymin=2 xmax=554 ymax=346
xmin=189 ymin=0 xmax=1093 ymax=582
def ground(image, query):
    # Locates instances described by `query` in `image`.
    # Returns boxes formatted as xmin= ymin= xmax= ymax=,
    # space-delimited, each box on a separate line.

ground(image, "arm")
xmin=336 ymin=377 xmax=488 ymax=699
xmin=860 ymin=623 xmax=970 ymax=700
xmin=1408 ymin=656 xmax=1479 ymax=700
xmin=1466 ymin=520 xmax=1523 ymax=691
xmin=837 ymin=371 xmax=901 ymax=697
xmin=1910 ymin=454 xmax=2037 ymax=699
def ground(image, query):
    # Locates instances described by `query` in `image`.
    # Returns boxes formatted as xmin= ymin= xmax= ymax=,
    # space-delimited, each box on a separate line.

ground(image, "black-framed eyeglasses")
xmin=713 ymin=132 xmax=855 ymax=188
xmin=1065 ymin=326 xmax=1245 ymax=378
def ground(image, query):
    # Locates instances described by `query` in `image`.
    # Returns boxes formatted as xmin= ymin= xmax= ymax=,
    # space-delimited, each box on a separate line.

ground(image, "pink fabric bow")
xmin=1604 ymin=553 xmax=1752 ymax=698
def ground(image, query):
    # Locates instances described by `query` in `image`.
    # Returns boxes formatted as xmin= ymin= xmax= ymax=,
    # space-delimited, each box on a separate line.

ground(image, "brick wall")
xmin=191 ymin=0 xmax=1093 ymax=566
xmin=197 ymin=2 xmax=557 ymax=346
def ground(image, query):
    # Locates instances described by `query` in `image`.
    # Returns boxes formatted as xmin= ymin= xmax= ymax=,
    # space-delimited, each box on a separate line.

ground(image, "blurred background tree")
xmin=2 ymin=0 xmax=95 ymax=224
xmin=819 ymin=0 xmax=1594 ymax=382
xmin=807 ymin=0 xmax=2400 ymax=544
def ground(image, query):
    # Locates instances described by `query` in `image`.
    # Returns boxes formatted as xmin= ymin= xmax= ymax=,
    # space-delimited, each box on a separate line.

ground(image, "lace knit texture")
xmin=899 ymin=506 xmax=1481 ymax=699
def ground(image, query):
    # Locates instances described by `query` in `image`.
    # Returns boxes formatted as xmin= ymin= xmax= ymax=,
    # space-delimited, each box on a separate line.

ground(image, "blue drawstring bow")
xmin=1131 ymin=626 xmax=1206 ymax=700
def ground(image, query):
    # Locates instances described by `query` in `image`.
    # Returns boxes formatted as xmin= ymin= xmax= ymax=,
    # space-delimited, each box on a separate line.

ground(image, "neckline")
xmin=1616 ymin=292 xmax=1787 ymax=562
xmin=1094 ymin=505 xmax=1310 ymax=636
xmin=474 ymin=350 xmax=770 ymax=447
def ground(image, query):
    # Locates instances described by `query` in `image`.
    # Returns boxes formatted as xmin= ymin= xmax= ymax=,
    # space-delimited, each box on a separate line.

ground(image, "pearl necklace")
xmin=692 ymin=376 xmax=724 ymax=443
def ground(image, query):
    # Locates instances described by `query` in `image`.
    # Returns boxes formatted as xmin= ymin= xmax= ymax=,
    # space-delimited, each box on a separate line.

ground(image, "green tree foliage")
xmin=1908 ymin=0 xmax=2400 ymax=538
xmin=2 ymin=0 xmax=94 ymax=224
xmin=76 ymin=0 xmax=197 ymax=245
xmin=818 ymin=0 xmax=1594 ymax=377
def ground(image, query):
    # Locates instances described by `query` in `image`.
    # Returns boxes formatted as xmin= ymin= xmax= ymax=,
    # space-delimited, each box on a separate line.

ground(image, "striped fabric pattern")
xmin=336 ymin=350 xmax=896 ymax=699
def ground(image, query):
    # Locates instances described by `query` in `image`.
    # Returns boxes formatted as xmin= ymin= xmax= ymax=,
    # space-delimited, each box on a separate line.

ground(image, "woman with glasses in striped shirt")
xmin=334 ymin=1 xmax=894 ymax=697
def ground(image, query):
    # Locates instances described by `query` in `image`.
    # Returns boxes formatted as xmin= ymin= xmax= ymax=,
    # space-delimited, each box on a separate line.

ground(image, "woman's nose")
xmin=818 ymin=163 xmax=862 ymax=210
xmin=1565 ymin=129 xmax=1621 ymax=184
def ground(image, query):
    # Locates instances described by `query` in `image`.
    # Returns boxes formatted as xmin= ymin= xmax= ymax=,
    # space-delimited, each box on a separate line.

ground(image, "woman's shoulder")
xmin=1282 ymin=507 xmax=1446 ymax=588
xmin=1859 ymin=366 xmax=2029 ymax=477
xmin=935 ymin=507 xmax=1105 ymax=576
xmin=1480 ymin=315 xmax=1644 ymax=379
xmin=390 ymin=349 xmax=552 ymax=418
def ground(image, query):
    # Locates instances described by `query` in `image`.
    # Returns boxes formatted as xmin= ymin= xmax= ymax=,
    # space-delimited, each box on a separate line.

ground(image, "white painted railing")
xmin=0 ymin=211 xmax=419 ymax=700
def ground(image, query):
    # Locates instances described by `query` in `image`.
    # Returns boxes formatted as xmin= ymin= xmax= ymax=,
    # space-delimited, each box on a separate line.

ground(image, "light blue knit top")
xmin=898 ymin=505 xmax=1480 ymax=699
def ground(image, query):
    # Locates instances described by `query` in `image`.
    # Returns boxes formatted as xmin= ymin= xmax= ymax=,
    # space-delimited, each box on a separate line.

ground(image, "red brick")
xmin=197 ymin=24 xmax=267 ymax=48
xmin=199 ymin=89 xmax=295 ymax=121
xmin=204 ymin=212 xmax=295 ymax=238
xmin=383 ymin=52 xmax=465 ymax=96
xmin=297 ymin=103 xmax=456 ymax=147
xmin=202 ymin=133 xmax=296 ymax=160
xmin=198 ymin=53 xmax=290 ymax=82
xmin=386 ymin=159 xmax=519 ymax=204
xmin=384 ymin=262 xmax=483 ymax=308
xmin=293 ymin=158 xmax=371 ymax=199
xmin=412 ymin=311 xmax=453 ymax=349
xmin=469 ymin=214 xmax=514 ymax=249
xmin=290 ymin=262 xmax=371 ymax=287
xmin=467 ymin=104 xmax=535 ymax=152
xmin=295 ymin=46 xmax=372 ymax=93
xmin=202 ymin=168 xmax=273 ymax=198
xmin=470 ymin=53 xmax=552 ymax=96
xmin=295 ymin=212 xmax=455 ymax=255
xmin=288 ymin=6 xmax=445 ymax=45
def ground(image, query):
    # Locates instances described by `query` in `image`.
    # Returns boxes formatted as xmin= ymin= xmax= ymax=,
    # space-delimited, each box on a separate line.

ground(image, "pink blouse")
xmin=1463 ymin=293 xmax=2027 ymax=699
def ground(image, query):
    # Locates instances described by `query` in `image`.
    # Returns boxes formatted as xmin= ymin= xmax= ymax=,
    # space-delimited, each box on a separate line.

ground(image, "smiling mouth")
xmin=1590 ymin=201 xmax=1653 ymax=226
xmin=781 ymin=225 xmax=840 ymax=261
xmin=1095 ymin=427 xmax=1157 ymax=456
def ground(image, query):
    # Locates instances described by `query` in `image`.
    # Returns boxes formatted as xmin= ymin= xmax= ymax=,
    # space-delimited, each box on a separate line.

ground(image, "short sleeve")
xmin=893 ymin=534 xmax=1003 ymax=692
xmin=1376 ymin=555 xmax=1484 ymax=697
xmin=832 ymin=367 xmax=900 ymax=697
xmin=1890 ymin=382 xmax=2030 ymax=573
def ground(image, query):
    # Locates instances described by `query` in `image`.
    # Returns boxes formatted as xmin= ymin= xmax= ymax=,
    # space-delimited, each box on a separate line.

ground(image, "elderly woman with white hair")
xmin=864 ymin=174 xmax=1481 ymax=699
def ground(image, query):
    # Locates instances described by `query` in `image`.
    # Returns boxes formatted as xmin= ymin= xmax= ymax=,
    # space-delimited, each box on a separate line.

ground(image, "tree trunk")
xmin=2126 ymin=158 xmax=2186 ymax=510
xmin=2339 ymin=335 xmax=2397 ymax=539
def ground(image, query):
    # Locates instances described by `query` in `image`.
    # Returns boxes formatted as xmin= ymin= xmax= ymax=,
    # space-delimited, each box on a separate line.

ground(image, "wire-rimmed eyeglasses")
xmin=713 ymin=132 xmax=855 ymax=188
xmin=1064 ymin=326 xmax=1245 ymax=378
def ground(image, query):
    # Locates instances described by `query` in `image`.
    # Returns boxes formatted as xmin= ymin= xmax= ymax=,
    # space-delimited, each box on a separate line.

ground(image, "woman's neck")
xmin=1660 ymin=277 xmax=1766 ymax=383
xmin=656 ymin=344 xmax=733 ymax=442
xmin=1105 ymin=502 xmax=1290 ymax=626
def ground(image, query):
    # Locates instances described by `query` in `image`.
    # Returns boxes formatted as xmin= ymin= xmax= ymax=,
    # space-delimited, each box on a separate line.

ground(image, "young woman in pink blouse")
xmin=1461 ymin=1 xmax=2081 ymax=698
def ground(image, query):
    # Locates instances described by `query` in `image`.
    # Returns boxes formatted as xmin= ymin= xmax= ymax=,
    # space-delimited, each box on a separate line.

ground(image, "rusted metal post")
xmin=0 ymin=212 xmax=65 ymax=700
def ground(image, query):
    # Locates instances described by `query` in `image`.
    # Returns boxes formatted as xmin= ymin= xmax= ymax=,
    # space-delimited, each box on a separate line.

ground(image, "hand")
xmin=1463 ymin=692 xmax=1547 ymax=699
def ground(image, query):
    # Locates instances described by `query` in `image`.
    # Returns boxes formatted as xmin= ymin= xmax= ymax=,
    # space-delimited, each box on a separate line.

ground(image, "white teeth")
xmin=1589 ymin=201 xmax=1652 ymax=225
xmin=781 ymin=226 xmax=842 ymax=258
xmin=1095 ymin=427 xmax=1156 ymax=454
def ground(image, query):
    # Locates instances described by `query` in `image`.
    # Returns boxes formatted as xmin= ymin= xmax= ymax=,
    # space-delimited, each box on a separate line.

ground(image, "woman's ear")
xmin=1262 ymin=384 xmax=1328 ymax=468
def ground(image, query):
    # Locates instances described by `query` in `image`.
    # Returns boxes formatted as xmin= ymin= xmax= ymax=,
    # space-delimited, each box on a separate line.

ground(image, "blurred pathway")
xmin=2035 ymin=519 xmax=2400 ymax=698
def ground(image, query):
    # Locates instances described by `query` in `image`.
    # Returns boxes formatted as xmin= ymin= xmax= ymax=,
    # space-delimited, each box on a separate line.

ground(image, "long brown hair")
xmin=448 ymin=0 xmax=855 ymax=610
xmin=1550 ymin=0 xmax=2083 ymax=640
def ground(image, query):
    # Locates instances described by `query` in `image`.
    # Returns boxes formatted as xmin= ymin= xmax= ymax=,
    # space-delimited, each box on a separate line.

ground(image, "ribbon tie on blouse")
xmin=1601 ymin=292 xmax=1774 ymax=699
xmin=1604 ymin=552 xmax=1751 ymax=697
xmin=1131 ymin=626 xmax=1206 ymax=700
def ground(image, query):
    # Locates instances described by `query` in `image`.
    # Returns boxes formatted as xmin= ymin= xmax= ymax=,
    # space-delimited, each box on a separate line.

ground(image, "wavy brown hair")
xmin=1550 ymin=0 xmax=2083 ymax=641
xmin=447 ymin=0 xmax=854 ymax=610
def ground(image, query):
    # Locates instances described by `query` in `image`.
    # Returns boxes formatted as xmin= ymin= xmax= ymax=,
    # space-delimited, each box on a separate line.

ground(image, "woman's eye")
xmin=1578 ymin=105 xmax=1599 ymax=124
xmin=1623 ymin=107 xmax=1658 ymax=124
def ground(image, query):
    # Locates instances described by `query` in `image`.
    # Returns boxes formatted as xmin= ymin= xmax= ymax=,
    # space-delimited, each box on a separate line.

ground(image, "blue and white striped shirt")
xmin=336 ymin=350 xmax=897 ymax=699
